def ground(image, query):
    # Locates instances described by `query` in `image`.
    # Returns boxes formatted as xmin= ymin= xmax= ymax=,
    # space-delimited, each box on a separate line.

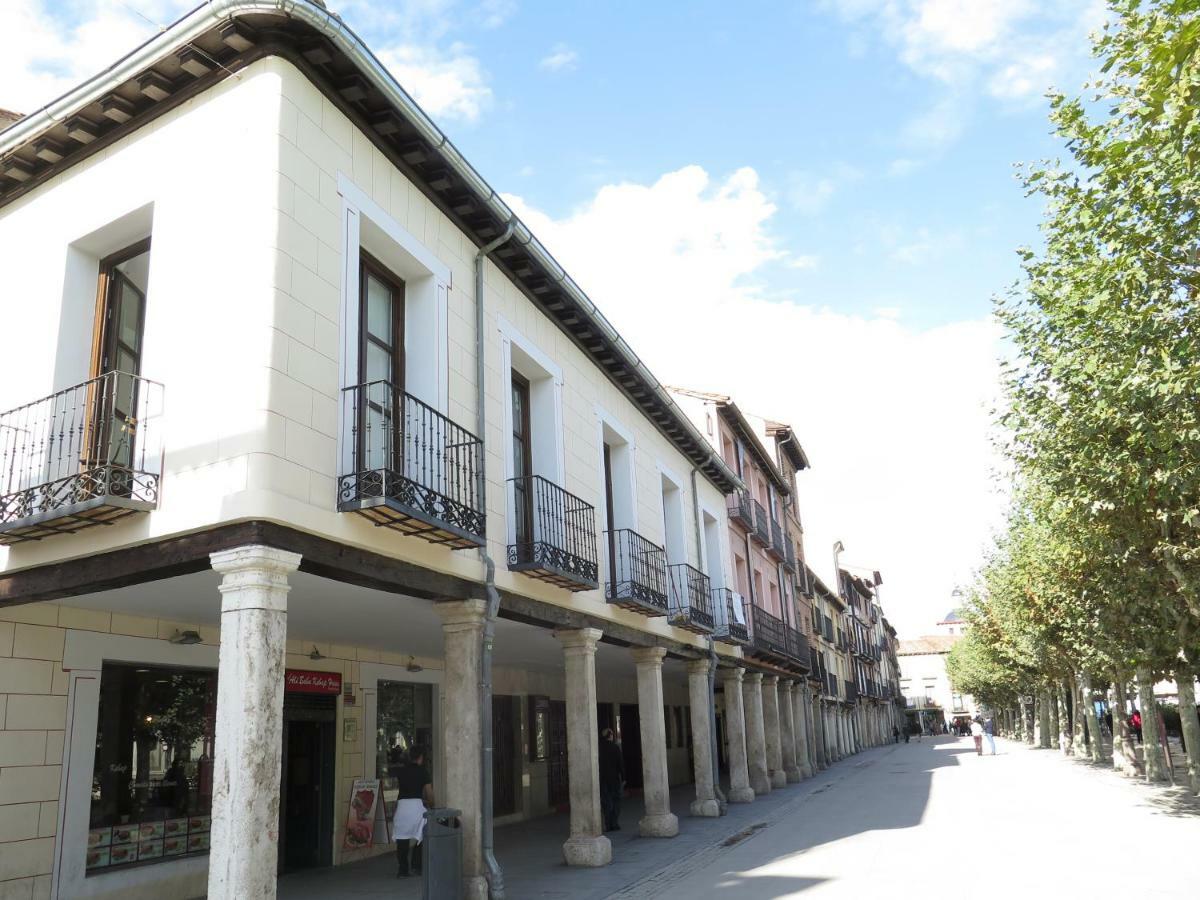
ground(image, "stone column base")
xmin=563 ymin=834 xmax=613 ymax=867
xmin=727 ymin=786 xmax=755 ymax=803
xmin=769 ymin=770 xmax=787 ymax=789
xmin=639 ymin=812 xmax=680 ymax=837
xmin=465 ymin=875 xmax=488 ymax=900
xmin=689 ymin=798 xmax=721 ymax=817
xmin=799 ymin=763 xmax=814 ymax=778
xmin=784 ymin=767 xmax=801 ymax=783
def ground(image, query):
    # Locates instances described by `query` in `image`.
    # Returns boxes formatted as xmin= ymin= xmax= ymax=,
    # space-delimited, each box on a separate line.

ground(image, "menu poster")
xmin=163 ymin=835 xmax=188 ymax=856
xmin=138 ymin=840 xmax=163 ymax=861
xmin=88 ymin=827 xmax=112 ymax=848
xmin=342 ymin=779 xmax=379 ymax=850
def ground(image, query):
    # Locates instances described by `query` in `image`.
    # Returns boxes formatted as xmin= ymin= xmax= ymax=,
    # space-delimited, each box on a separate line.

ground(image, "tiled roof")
xmin=897 ymin=635 xmax=959 ymax=655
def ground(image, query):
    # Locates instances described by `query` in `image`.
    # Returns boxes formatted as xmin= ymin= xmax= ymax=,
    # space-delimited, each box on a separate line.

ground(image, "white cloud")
xmin=786 ymin=254 xmax=821 ymax=270
xmin=378 ymin=43 xmax=492 ymax=121
xmin=504 ymin=165 xmax=1005 ymax=638
xmin=825 ymin=0 xmax=1106 ymax=152
xmin=786 ymin=163 xmax=861 ymax=215
xmin=539 ymin=43 xmax=579 ymax=73
xmin=4 ymin=0 xmax=495 ymax=124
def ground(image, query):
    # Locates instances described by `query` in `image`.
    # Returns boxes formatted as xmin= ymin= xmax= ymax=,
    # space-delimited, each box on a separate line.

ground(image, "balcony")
xmin=0 ymin=372 xmax=163 ymax=544
xmin=751 ymin=500 xmax=771 ymax=546
xmin=766 ymin=517 xmax=786 ymax=562
xmin=339 ymin=381 xmax=484 ymax=549
xmin=782 ymin=540 xmax=797 ymax=574
xmin=844 ymin=680 xmax=859 ymax=704
xmin=508 ymin=475 xmax=598 ymax=591
xmin=726 ymin=489 xmax=754 ymax=530
xmin=667 ymin=563 xmax=713 ymax=634
xmin=711 ymin=588 xmax=750 ymax=644
xmin=746 ymin=602 xmax=790 ymax=658
xmin=786 ymin=626 xmax=810 ymax=669
xmin=604 ymin=528 xmax=668 ymax=614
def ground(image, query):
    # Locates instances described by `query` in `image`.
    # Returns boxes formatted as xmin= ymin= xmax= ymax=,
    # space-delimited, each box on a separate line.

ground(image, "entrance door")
xmin=279 ymin=701 xmax=335 ymax=873
xmin=492 ymin=695 xmax=517 ymax=817
xmin=618 ymin=703 xmax=643 ymax=789
xmin=547 ymin=700 xmax=569 ymax=808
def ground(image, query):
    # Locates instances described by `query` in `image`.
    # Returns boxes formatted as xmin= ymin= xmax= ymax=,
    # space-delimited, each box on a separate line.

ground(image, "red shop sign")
xmin=285 ymin=669 xmax=342 ymax=695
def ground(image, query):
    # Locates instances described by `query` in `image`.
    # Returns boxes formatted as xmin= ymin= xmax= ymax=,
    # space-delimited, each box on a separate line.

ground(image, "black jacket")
xmin=599 ymin=738 xmax=624 ymax=787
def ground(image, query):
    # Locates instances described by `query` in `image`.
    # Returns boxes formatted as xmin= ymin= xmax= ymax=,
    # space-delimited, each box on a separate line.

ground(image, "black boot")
xmin=396 ymin=841 xmax=409 ymax=878
xmin=411 ymin=840 xmax=423 ymax=876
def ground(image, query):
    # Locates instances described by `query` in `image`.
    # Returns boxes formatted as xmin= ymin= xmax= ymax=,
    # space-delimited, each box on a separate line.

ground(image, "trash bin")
xmin=422 ymin=808 xmax=463 ymax=900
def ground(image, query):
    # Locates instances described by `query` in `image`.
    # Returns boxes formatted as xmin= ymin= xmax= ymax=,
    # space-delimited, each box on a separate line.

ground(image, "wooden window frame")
xmin=511 ymin=372 xmax=533 ymax=549
xmin=356 ymin=251 xmax=405 ymax=473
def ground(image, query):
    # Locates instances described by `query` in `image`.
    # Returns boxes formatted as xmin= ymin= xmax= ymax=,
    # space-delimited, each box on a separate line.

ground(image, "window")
xmin=87 ymin=663 xmax=216 ymax=873
xmin=528 ymin=696 xmax=550 ymax=762
xmin=660 ymin=470 xmax=685 ymax=565
xmin=511 ymin=373 xmax=533 ymax=553
xmin=359 ymin=253 xmax=405 ymax=390
xmin=376 ymin=680 xmax=434 ymax=780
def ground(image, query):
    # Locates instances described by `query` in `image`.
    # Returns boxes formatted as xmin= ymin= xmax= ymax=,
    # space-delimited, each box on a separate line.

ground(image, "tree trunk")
xmin=1175 ymin=667 xmax=1200 ymax=795
xmin=1060 ymin=680 xmax=1074 ymax=756
xmin=1038 ymin=690 xmax=1051 ymax=748
xmin=1048 ymin=690 xmax=1060 ymax=750
xmin=1025 ymin=698 xmax=1036 ymax=745
xmin=1071 ymin=675 xmax=1087 ymax=756
xmin=1137 ymin=666 xmax=1168 ymax=783
xmin=1111 ymin=678 xmax=1138 ymax=776
xmin=1079 ymin=672 xmax=1105 ymax=763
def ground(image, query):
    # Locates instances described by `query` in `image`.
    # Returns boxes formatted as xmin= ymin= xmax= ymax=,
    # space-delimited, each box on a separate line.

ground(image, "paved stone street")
xmin=622 ymin=735 xmax=1200 ymax=899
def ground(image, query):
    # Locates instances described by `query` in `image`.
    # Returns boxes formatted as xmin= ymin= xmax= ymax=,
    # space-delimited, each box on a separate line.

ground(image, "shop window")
xmin=376 ymin=680 xmax=434 ymax=780
xmin=87 ymin=663 xmax=216 ymax=874
xmin=528 ymin=695 xmax=550 ymax=762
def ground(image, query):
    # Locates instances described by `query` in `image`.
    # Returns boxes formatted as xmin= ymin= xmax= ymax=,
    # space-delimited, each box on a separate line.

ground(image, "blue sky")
xmin=7 ymin=0 xmax=1105 ymax=636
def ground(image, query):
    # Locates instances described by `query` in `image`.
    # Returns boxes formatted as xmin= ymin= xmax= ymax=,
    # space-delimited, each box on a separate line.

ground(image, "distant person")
xmin=984 ymin=717 xmax=996 ymax=755
xmin=893 ymin=725 xmax=900 ymax=744
xmin=970 ymin=719 xmax=984 ymax=755
xmin=393 ymin=748 xmax=432 ymax=878
xmin=599 ymin=728 xmax=625 ymax=832
xmin=1131 ymin=709 xmax=1143 ymax=744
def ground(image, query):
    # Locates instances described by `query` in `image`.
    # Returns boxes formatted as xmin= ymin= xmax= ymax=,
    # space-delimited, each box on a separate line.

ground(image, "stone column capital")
xmin=685 ymin=658 xmax=711 ymax=676
xmin=210 ymin=544 xmax=302 ymax=576
xmin=555 ymin=627 xmax=603 ymax=654
xmin=631 ymin=646 xmax=667 ymax=668
xmin=435 ymin=598 xmax=489 ymax=633
xmin=210 ymin=545 xmax=301 ymax=613
xmin=780 ymin=680 xmax=795 ymax=695
xmin=719 ymin=666 xmax=745 ymax=686
xmin=763 ymin=674 xmax=780 ymax=687
xmin=744 ymin=671 xmax=763 ymax=685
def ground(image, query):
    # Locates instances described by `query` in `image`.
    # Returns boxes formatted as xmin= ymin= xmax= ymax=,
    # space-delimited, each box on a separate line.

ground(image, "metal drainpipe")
xmin=689 ymin=467 xmax=726 ymax=814
xmin=475 ymin=221 xmax=515 ymax=900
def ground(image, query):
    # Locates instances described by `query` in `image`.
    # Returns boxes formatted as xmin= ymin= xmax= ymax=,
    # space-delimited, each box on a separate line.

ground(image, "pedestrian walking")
xmin=393 ymin=748 xmax=432 ymax=878
xmin=1131 ymin=709 xmax=1143 ymax=743
xmin=893 ymin=725 xmax=900 ymax=744
xmin=599 ymin=727 xmax=625 ymax=832
xmin=970 ymin=718 xmax=984 ymax=755
xmin=983 ymin=716 xmax=996 ymax=755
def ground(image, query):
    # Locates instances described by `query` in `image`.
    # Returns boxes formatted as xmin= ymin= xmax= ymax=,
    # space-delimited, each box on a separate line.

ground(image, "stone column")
xmin=762 ymin=676 xmax=786 ymax=788
xmin=793 ymin=684 xmax=813 ymax=778
xmin=436 ymin=600 xmax=489 ymax=899
xmin=686 ymin=659 xmax=720 ymax=816
xmin=207 ymin=545 xmax=300 ymax=900
xmin=779 ymin=681 xmax=801 ymax=783
xmin=719 ymin=668 xmax=754 ymax=803
xmin=555 ymin=629 xmax=612 ymax=866
xmin=742 ymin=672 xmax=771 ymax=795
xmin=811 ymin=692 xmax=826 ymax=769
xmin=631 ymin=647 xmax=679 ymax=837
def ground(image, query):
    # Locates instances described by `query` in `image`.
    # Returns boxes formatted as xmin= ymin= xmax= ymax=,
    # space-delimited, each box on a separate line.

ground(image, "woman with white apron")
xmin=393 ymin=749 xmax=432 ymax=878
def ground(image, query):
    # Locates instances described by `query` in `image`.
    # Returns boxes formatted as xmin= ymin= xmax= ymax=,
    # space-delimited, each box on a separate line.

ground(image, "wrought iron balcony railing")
xmin=0 ymin=372 xmax=163 ymax=544
xmin=786 ymin=626 xmax=810 ymax=669
xmin=339 ymin=381 xmax=484 ymax=549
xmin=766 ymin=517 xmax=786 ymax=562
xmin=751 ymin=499 xmax=770 ymax=546
xmin=604 ymin=528 xmax=667 ymax=613
xmin=667 ymin=562 xmax=713 ymax=634
xmin=782 ymin=539 xmax=797 ymax=574
xmin=727 ymin=489 xmax=754 ymax=531
xmin=746 ymin=602 xmax=789 ymax=658
xmin=508 ymin=475 xmax=598 ymax=591
xmin=711 ymin=588 xmax=750 ymax=644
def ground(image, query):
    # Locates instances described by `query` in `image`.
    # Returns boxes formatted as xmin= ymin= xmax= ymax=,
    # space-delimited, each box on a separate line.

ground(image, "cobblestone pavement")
xmin=623 ymin=735 xmax=1200 ymax=899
